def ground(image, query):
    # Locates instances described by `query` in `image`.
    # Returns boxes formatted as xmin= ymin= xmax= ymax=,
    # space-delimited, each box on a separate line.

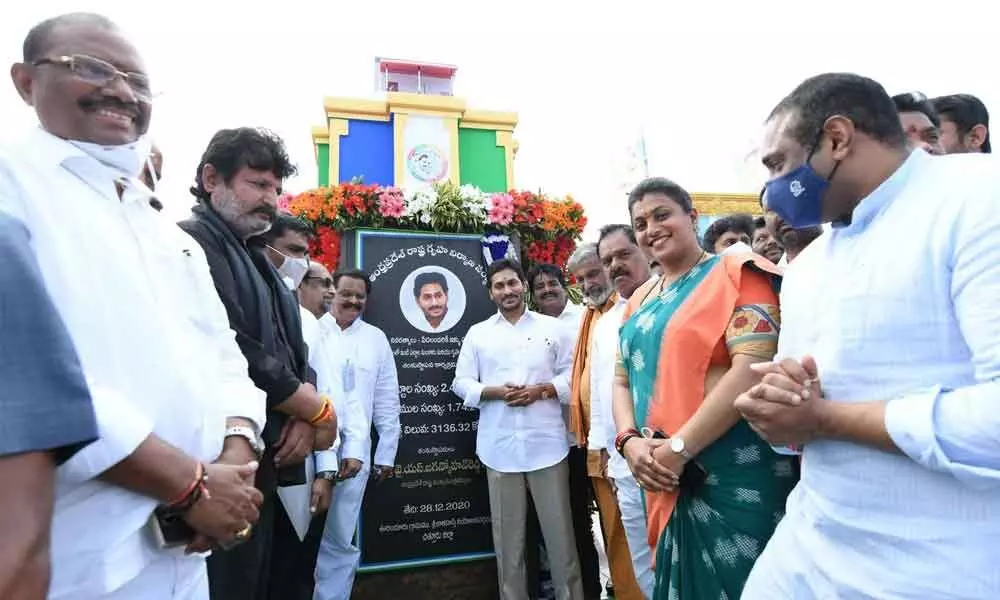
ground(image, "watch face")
xmin=670 ymin=437 xmax=685 ymax=453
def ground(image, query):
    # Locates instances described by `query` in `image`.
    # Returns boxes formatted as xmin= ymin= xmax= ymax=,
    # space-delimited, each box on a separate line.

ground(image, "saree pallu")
xmin=619 ymin=254 xmax=797 ymax=599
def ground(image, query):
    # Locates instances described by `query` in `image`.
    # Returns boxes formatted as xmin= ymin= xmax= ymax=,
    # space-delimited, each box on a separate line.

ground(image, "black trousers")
xmin=525 ymin=446 xmax=601 ymax=599
xmin=207 ymin=489 xmax=276 ymax=600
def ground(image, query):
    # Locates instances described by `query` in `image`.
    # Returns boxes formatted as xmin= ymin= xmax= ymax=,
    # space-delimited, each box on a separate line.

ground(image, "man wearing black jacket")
xmin=179 ymin=127 xmax=337 ymax=600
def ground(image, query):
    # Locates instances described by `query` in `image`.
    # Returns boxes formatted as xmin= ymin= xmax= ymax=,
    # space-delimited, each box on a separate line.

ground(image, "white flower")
xmin=459 ymin=184 xmax=488 ymax=216
xmin=404 ymin=188 xmax=434 ymax=217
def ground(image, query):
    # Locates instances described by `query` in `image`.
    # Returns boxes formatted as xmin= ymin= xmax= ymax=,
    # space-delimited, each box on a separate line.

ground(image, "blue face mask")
xmin=763 ymin=136 xmax=840 ymax=229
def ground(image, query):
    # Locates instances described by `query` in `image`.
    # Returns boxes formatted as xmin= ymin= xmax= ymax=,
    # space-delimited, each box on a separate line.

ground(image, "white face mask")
xmin=68 ymin=135 xmax=152 ymax=179
xmin=268 ymin=246 xmax=310 ymax=288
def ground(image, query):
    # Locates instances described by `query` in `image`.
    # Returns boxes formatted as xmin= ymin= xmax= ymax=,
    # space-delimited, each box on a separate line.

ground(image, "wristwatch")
xmin=225 ymin=426 xmax=265 ymax=460
xmin=315 ymin=471 xmax=338 ymax=482
xmin=669 ymin=437 xmax=692 ymax=460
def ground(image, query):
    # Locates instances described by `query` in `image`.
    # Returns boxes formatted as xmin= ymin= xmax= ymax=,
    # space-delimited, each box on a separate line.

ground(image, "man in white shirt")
xmin=411 ymin=270 xmax=459 ymax=332
xmin=454 ymin=259 xmax=583 ymax=600
xmin=593 ymin=225 xmax=653 ymax=599
xmin=738 ymin=72 xmax=1000 ymax=598
xmin=315 ymin=268 xmax=401 ymax=600
xmin=3 ymin=12 xmax=265 ymax=599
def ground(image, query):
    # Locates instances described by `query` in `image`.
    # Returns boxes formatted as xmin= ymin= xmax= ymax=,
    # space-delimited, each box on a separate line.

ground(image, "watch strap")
xmin=225 ymin=425 xmax=264 ymax=459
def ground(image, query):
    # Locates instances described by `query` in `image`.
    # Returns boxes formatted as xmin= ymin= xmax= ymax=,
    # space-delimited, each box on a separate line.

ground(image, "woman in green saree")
xmin=610 ymin=177 xmax=797 ymax=599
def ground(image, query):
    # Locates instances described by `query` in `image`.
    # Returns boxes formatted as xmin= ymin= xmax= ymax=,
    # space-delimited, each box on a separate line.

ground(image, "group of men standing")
xmin=0 ymin=11 xmax=400 ymax=600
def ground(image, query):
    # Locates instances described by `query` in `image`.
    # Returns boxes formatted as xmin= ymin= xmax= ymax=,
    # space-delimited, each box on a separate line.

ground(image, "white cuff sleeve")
xmin=57 ymin=382 xmax=153 ymax=484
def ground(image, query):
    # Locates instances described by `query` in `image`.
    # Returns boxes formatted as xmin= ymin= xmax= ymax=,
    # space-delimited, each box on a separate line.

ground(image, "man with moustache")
xmin=593 ymin=224 xmax=654 ymax=598
xmin=3 ymin=12 xmax=266 ymax=598
xmin=527 ymin=262 xmax=597 ymax=599
xmin=413 ymin=271 xmax=454 ymax=332
xmin=752 ymin=216 xmax=784 ymax=264
xmin=760 ymin=193 xmax=823 ymax=268
xmin=180 ymin=128 xmax=337 ymax=600
xmin=315 ymin=269 xmax=400 ymax=600
xmin=454 ymin=259 xmax=583 ymax=600
xmin=566 ymin=243 xmax=644 ymax=600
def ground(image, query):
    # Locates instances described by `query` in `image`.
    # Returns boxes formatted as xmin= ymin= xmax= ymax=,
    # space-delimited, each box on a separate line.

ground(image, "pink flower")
xmin=378 ymin=187 xmax=406 ymax=219
xmin=487 ymin=193 xmax=515 ymax=226
xmin=277 ymin=193 xmax=294 ymax=211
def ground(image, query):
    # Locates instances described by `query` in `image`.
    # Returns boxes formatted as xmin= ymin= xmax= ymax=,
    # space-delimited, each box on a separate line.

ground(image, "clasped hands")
xmin=734 ymin=356 xmax=827 ymax=446
xmin=183 ymin=451 xmax=262 ymax=553
xmin=275 ymin=386 xmax=339 ymax=468
xmin=495 ymin=383 xmax=547 ymax=407
xmin=622 ymin=437 xmax=682 ymax=493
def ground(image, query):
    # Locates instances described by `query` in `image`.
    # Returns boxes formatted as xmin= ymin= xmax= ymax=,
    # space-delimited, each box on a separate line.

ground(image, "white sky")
xmin=2 ymin=1 xmax=996 ymax=234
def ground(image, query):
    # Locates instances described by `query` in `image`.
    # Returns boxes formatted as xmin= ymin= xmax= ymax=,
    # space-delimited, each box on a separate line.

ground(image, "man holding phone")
xmin=4 ymin=12 xmax=266 ymax=599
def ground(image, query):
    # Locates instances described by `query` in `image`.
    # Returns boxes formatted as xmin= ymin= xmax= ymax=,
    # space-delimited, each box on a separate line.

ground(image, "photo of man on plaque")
xmin=400 ymin=266 xmax=466 ymax=333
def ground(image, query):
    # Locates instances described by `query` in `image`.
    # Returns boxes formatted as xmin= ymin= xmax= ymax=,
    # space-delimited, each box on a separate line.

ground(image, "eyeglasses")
xmin=33 ymin=54 xmax=153 ymax=103
xmin=303 ymin=276 xmax=334 ymax=288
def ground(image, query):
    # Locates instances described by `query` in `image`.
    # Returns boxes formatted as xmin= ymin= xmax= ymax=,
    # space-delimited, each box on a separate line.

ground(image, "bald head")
xmin=23 ymin=13 xmax=118 ymax=63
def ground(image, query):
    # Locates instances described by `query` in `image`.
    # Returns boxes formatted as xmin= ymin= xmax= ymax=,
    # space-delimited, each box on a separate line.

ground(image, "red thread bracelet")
xmin=167 ymin=463 xmax=206 ymax=510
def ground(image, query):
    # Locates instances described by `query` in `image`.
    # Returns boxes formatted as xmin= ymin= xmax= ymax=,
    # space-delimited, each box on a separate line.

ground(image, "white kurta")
xmin=588 ymin=297 xmax=654 ymax=598
xmin=744 ymin=150 xmax=1000 ymax=598
xmin=313 ymin=315 xmax=400 ymax=600
xmin=0 ymin=127 xmax=265 ymax=598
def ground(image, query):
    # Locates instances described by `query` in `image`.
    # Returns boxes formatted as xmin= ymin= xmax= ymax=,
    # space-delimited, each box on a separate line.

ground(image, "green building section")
xmin=458 ymin=128 xmax=507 ymax=192
xmin=316 ymin=143 xmax=330 ymax=186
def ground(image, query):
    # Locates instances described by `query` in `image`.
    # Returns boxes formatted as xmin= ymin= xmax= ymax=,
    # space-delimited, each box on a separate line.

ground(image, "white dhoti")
xmin=95 ymin=554 xmax=208 ymax=600
xmin=613 ymin=474 xmax=654 ymax=599
xmin=313 ymin=462 xmax=371 ymax=600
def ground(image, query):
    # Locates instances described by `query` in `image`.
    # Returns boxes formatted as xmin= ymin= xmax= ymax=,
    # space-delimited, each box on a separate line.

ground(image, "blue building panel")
xmin=340 ymin=117 xmax=395 ymax=185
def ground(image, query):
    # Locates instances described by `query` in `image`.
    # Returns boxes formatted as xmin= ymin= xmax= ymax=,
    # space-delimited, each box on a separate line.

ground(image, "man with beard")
xmin=3 ymin=13 xmax=266 ymax=598
xmin=453 ymin=259 xmax=582 ymax=600
xmin=179 ymin=128 xmax=337 ymax=600
xmin=566 ymin=243 xmax=644 ymax=600
xmin=594 ymin=224 xmax=654 ymax=598
xmin=315 ymin=269 xmax=400 ymax=600
xmin=932 ymin=93 xmax=991 ymax=154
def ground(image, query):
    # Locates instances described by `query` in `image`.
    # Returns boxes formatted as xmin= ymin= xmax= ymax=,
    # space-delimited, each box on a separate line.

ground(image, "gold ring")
xmin=235 ymin=525 xmax=252 ymax=540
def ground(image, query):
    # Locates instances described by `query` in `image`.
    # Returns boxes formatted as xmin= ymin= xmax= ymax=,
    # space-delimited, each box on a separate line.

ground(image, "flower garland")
xmin=286 ymin=182 xmax=587 ymax=275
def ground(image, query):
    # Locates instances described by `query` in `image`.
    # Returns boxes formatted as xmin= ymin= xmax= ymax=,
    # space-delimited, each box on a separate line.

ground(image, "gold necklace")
xmin=658 ymin=250 xmax=708 ymax=297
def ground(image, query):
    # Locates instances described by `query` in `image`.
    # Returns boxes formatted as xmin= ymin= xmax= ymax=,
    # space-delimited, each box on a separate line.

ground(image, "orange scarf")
xmin=622 ymin=255 xmax=781 ymax=549
xmin=568 ymin=293 xmax=618 ymax=446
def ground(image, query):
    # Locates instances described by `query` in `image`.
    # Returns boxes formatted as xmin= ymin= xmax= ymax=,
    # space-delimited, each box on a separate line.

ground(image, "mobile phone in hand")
xmin=146 ymin=507 xmax=195 ymax=549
